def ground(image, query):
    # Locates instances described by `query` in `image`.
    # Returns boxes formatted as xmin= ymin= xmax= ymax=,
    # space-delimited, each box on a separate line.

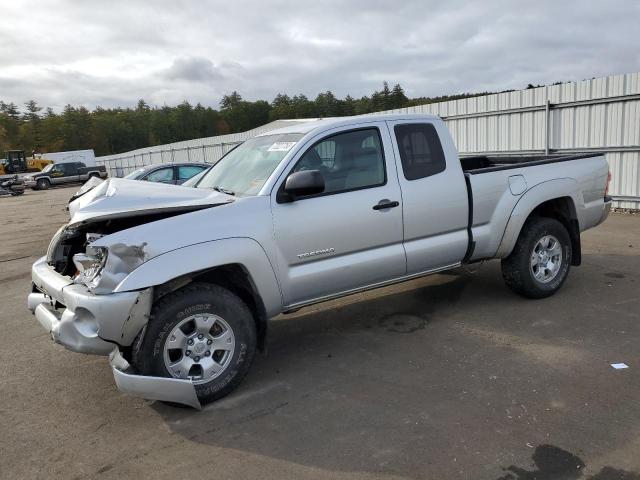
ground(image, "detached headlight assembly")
xmin=73 ymin=245 xmax=107 ymax=288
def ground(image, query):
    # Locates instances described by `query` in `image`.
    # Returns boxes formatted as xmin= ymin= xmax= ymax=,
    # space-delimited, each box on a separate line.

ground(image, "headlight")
xmin=72 ymin=246 xmax=107 ymax=288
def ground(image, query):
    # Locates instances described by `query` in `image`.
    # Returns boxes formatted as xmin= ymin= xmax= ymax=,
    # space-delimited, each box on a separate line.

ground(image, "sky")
xmin=1 ymin=0 xmax=639 ymax=111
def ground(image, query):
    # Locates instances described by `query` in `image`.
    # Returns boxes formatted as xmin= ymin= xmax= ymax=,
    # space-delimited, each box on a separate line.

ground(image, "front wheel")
xmin=36 ymin=178 xmax=50 ymax=190
xmin=501 ymin=217 xmax=572 ymax=299
xmin=132 ymin=283 xmax=257 ymax=406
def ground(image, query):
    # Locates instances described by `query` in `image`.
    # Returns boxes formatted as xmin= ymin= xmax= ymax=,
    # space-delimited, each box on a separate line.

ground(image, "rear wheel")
xmin=36 ymin=178 xmax=50 ymax=190
xmin=132 ymin=283 xmax=257 ymax=406
xmin=501 ymin=217 xmax=572 ymax=298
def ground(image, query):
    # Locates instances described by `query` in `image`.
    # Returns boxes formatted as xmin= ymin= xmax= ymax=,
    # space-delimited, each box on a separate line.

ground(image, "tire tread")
xmin=501 ymin=216 xmax=572 ymax=299
xmin=132 ymin=282 xmax=257 ymax=405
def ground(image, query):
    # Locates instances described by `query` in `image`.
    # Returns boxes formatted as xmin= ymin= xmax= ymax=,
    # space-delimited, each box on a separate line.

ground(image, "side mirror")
xmin=281 ymin=170 xmax=325 ymax=201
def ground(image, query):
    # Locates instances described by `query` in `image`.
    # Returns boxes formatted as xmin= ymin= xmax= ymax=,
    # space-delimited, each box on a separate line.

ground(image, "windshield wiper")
xmin=211 ymin=185 xmax=235 ymax=196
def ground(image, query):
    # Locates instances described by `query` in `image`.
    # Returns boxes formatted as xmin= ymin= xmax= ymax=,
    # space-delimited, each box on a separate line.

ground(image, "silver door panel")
xmin=403 ymin=229 xmax=469 ymax=274
xmin=271 ymin=122 xmax=406 ymax=306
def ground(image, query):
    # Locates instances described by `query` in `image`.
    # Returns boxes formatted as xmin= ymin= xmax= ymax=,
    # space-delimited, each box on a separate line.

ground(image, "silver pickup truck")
xmin=27 ymin=114 xmax=611 ymax=409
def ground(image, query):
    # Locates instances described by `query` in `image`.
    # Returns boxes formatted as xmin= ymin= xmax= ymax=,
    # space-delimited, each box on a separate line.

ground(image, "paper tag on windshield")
xmin=268 ymin=141 xmax=296 ymax=152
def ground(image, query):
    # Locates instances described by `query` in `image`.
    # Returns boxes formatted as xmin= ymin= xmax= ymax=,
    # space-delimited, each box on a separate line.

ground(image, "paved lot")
xmin=1 ymin=186 xmax=639 ymax=480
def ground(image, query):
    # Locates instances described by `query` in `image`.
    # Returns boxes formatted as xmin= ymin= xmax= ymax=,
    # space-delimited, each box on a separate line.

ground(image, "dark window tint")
xmin=394 ymin=123 xmax=446 ymax=180
xmin=58 ymin=163 xmax=77 ymax=174
xmin=293 ymin=128 xmax=385 ymax=195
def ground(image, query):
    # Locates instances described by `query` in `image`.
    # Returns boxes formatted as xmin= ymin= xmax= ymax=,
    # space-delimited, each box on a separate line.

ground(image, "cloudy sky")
xmin=1 ymin=0 xmax=639 ymax=111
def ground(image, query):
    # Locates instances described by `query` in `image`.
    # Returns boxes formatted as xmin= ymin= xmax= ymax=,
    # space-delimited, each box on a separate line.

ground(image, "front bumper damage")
xmin=110 ymin=349 xmax=201 ymax=409
xmin=28 ymin=255 xmax=201 ymax=409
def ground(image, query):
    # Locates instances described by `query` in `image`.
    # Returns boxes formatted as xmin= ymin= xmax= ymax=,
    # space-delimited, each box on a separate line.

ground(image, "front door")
xmin=271 ymin=123 xmax=406 ymax=307
xmin=49 ymin=164 xmax=67 ymax=184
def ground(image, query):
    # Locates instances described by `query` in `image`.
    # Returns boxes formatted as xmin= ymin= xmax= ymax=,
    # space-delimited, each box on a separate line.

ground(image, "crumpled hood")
xmin=68 ymin=177 xmax=233 ymax=226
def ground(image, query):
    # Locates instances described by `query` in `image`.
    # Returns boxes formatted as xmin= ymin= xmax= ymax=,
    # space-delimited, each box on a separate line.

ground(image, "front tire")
xmin=501 ymin=217 xmax=572 ymax=299
xmin=36 ymin=178 xmax=50 ymax=190
xmin=132 ymin=283 xmax=257 ymax=406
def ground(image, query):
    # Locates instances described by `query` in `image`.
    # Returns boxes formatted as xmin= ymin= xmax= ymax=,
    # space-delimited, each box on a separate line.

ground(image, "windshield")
xmin=42 ymin=163 xmax=54 ymax=173
xmin=196 ymin=133 xmax=304 ymax=196
xmin=124 ymin=167 xmax=146 ymax=179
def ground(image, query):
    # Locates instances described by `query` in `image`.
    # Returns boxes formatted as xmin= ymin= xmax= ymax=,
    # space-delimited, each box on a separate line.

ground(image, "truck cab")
xmin=265 ymin=118 xmax=469 ymax=307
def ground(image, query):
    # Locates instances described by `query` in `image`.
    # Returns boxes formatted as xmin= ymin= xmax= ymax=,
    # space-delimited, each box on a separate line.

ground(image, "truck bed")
xmin=462 ymin=152 xmax=609 ymax=263
xmin=460 ymin=153 xmax=602 ymax=174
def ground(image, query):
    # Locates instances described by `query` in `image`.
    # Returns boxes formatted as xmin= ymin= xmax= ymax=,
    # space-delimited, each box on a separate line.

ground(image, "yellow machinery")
xmin=0 ymin=150 xmax=53 ymax=175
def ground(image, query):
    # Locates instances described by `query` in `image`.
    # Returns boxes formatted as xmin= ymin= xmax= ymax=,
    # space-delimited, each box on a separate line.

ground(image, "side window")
xmin=178 ymin=165 xmax=205 ymax=181
xmin=292 ymin=128 xmax=385 ymax=195
xmin=394 ymin=123 xmax=446 ymax=180
xmin=145 ymin=167 xmax=174 ymax=183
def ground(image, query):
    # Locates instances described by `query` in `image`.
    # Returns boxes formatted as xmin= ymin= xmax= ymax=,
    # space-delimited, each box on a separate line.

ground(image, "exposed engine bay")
xmin=47 ymin=210 xmax=209 ymax=278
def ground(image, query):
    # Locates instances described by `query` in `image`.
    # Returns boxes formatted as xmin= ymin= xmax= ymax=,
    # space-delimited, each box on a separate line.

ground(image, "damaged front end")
xmin=46 ymin=219 xmax=149 ymax=295
xmin=110 ymin=349 xmax=201 ymax=409
xmin=31 ymin=217 xmax=158 ymax=353
xmin=36 ymin=217 xmax=211 ymax=408
xmin=29 ymin=178 xmax=234 ymax=408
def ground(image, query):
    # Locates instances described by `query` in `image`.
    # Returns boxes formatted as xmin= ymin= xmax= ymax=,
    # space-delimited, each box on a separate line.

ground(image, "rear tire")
xmin=36 ymin=178 xmax=50 ymax=190
xmin=132 ymin=283 xmax=257 ymax=406
xmin=501 ymin=217 xmax=572 ymax=299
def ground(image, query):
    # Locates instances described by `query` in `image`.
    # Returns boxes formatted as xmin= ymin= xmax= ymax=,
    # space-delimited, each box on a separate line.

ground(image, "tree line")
xmin=0 ymin=82 xmax=489 ymax=157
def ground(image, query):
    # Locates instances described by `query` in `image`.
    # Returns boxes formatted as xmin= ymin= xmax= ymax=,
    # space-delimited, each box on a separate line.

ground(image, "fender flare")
xmin=495 ymin=178 xmax=582 ymax=259
xmin=113 ymin=237 xmax=283 ymax=317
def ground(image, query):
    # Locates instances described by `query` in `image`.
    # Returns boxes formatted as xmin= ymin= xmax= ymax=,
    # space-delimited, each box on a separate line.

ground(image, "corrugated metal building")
xmin=97 ymin=72 xmax=640 ymax=209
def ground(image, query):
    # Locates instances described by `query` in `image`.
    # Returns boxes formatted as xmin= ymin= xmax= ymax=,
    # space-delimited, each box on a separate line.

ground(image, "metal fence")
xmin=97 ymin=72 xmax=640 ymax=209
xmin=98 ymin=142 xmax=240 ymax=178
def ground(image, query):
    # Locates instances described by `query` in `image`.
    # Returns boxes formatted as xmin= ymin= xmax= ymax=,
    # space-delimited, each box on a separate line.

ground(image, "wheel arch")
xmin=115 ymin=238 xmax=283 ymax=351
xmin=191 ymin=264 xmax=269 ymax=351
xmin=36 ymin=176 xmax=51 ymax=188
xmin=496 ymin=179 xmax=582 ymax=265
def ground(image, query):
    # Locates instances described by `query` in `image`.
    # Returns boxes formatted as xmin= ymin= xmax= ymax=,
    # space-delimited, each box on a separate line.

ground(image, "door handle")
xmin=372 ymin=199 xmax=399 ymax=210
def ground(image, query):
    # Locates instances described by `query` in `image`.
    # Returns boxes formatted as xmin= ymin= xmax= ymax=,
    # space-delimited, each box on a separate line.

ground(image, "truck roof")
xmin=258 ymin=113 xmax=441 ymax=137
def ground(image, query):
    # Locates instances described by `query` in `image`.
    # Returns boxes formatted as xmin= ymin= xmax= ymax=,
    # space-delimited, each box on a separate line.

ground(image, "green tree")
xmin=371 ymin=81 xmax=393 ymax=111
xmin=391 ymin=84 xmax=409 ymax=109
xmin=20 ymin=100 xmax=43 ymax=152
xmin=270 ymin=93 xmax=293 ymax=120
xmin=220 ymin=91 xmax=243 ymax=110
xmin=0 ymin=83 xmax=494 ymax=156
